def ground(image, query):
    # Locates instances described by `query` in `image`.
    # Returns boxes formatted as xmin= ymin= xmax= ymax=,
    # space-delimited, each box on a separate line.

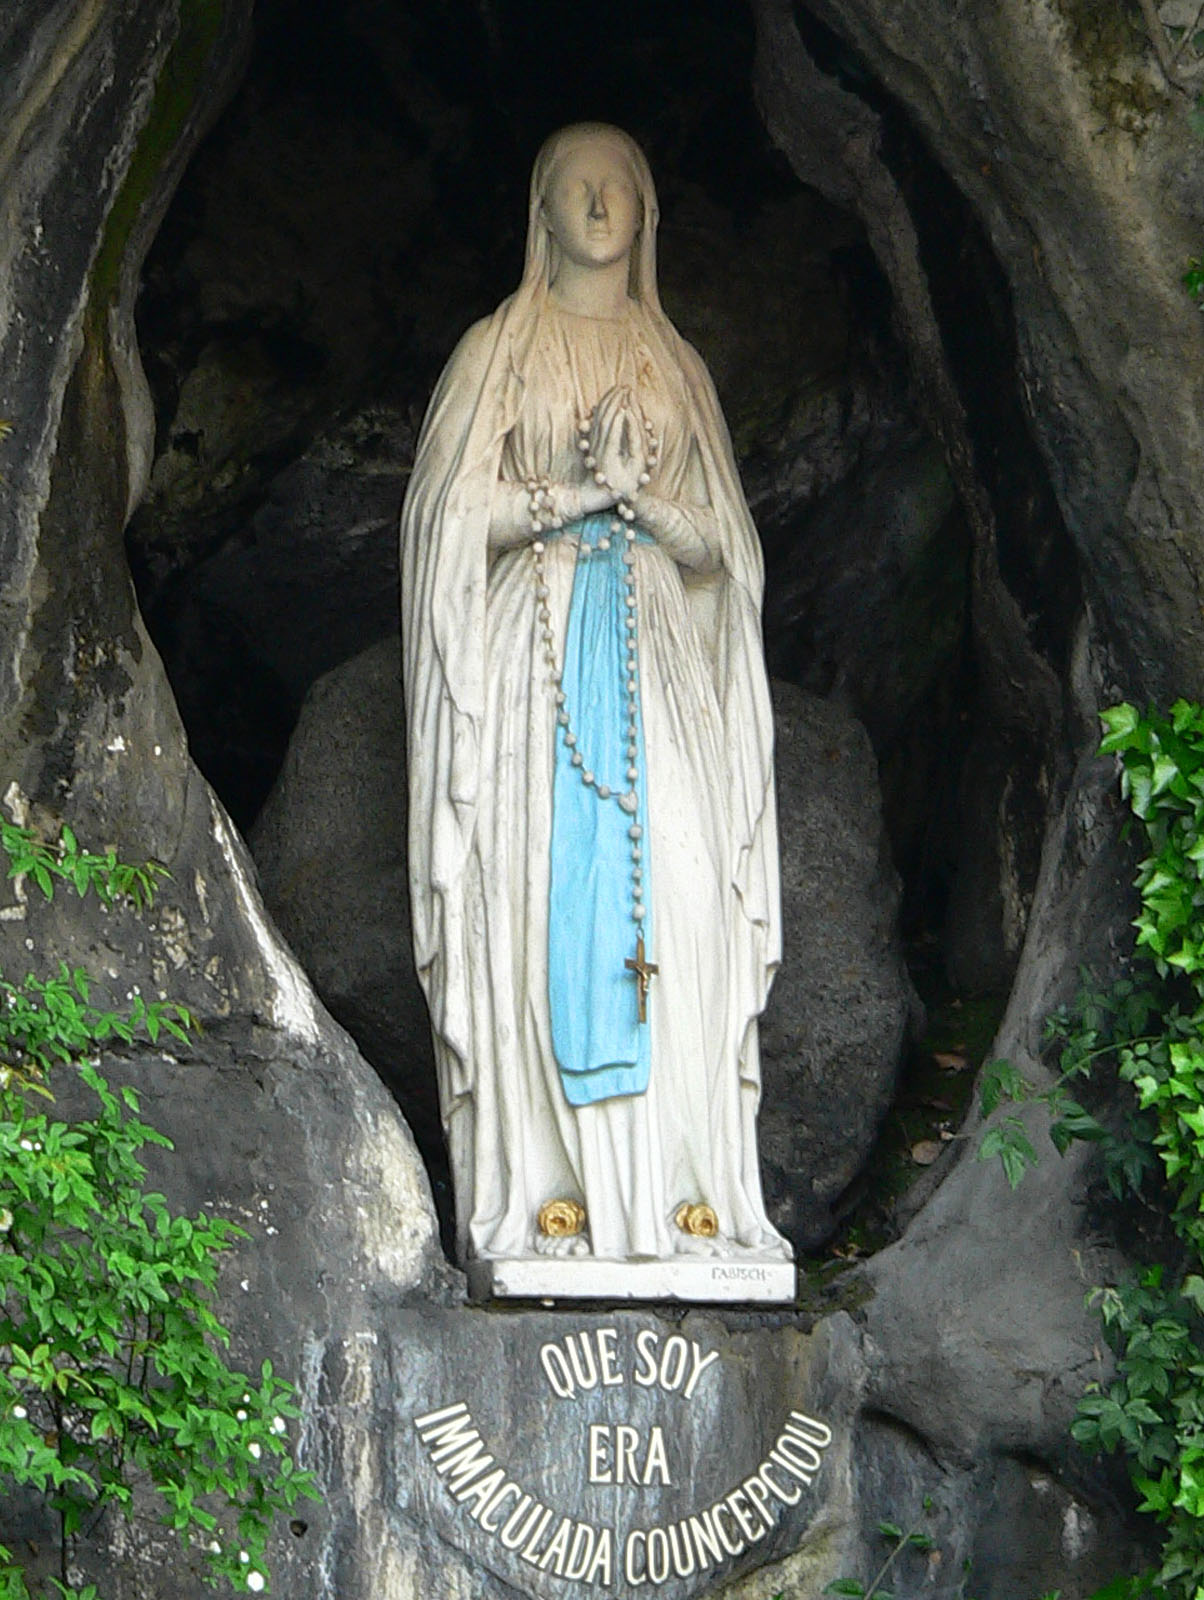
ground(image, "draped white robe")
xmin=401 ymin=288 xmax=786 ymax=1266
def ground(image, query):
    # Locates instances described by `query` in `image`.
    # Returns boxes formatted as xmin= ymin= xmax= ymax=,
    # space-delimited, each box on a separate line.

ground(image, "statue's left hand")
xmin=590 ymin=386 xmax=648 ymax=502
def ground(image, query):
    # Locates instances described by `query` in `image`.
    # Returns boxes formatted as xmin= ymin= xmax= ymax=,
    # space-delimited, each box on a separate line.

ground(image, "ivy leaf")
xmin=978 ymin=1118 xmax=1038 ymax=1188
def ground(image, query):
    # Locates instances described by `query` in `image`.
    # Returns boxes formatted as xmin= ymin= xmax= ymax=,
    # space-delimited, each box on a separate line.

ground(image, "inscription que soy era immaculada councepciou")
xmin=413 ymin=1325 xmax=833 ymax=1590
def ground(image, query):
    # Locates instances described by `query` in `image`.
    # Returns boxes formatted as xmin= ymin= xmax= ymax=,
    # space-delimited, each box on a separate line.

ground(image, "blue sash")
xmin=548 ymin=515 xmax=653 ymax=1106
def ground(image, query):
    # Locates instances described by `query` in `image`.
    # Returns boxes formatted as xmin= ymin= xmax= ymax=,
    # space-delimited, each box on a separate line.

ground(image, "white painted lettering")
xmin=727 ymin=1487 xmax=761 ymax=1542
xmin=414 ymin=1400 xmax=469 ymax=1433
xmin=787 ymin=1410 xmax=833 ymax=1448
xmin=742 ymin=1473 xmax=775 ymax=1529
xmin=688 ymin=1509 xmax=723 ymax=1568
xmin=584 ymin=1527 xmax=614 ymax=1587
xmin=616 ymin=1424 xmax=640 ymax=1484
xmin=777 ymin=1433 xmax=823 ymax=1474
xmin=587 ymin=1423 xmax=612 ymax=1484
xmin=647 ymin=1526 xmax=671 ymax=1584
xmin=479 ymin=1480 xmax=520 ymax=1532
xmin=567 ymin=1332 xmax=599 ymax=1391
xmin=633 ymin=1328 xmax=659 ymax=1387
xmin=539 ymin=1342 xmax=575 ymax=1399
xmin=538 ymin=1516 xmax=573 ymax=1574
xmin=712 ymin=1500 xmax=745 ymax=1557
xmin=416 ymin=1390 xmax=834 ymax=1594
xmin=565 ymin=1523 xmax=596 ymax=1580
xmin=419 ymin=1409 xmax=477 ymax=1457
xmin=457 ymin=1464 xmax=505 ymax=1517
xmin=682 ymin=1343 xmax=720 ymax=1400
xmin=666 ymin=1520 xmax=697 ymax=1578
xmin=499 ymin=1495 xmax=537 ymax=1550
xmin=770 ymin=1444 xmax=813 ymax=1486
xmin=597 ymin=1326 xmax=623 ymax=1386
xmin=759 ymin=1461 xmax=803 ymax=1506
xmin=625 ymin=1529 xmax=648 ymax=1585
xmin=659 ymin=1334 xmax=688 ymax=1392
xmin=643 ymin=1426 xmax=670 ymax=1486
xmin=519 ymin=1505 xmax=554 ymax=1564
xmin=430 ymin=1428 xmax=494 ymax=1493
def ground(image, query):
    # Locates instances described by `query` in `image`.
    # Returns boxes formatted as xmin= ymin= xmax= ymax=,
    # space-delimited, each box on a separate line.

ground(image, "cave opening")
xmin=124 ymin=0 xmax=1077 ymax=1252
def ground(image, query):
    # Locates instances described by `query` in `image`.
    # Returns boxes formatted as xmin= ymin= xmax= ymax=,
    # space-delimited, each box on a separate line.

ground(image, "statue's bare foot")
xmin=673 ymin=1231 xmax=723 ymax=1258
xmin=533 ymin=1233 xmax=591 ymax=1258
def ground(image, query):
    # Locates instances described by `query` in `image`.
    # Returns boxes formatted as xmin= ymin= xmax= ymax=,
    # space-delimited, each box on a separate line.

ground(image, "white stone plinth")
xmin=466 ymin=1256 xmax=796 ymax=1304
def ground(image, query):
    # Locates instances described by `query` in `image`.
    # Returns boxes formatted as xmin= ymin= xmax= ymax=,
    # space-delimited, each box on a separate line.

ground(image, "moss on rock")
xmin=88 ymin=0 xmax=225 ymax=319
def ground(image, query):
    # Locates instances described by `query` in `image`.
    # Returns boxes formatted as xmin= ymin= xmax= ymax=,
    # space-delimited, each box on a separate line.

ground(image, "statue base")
xmin=466 ymin=1255 xmax=796 ymax=1304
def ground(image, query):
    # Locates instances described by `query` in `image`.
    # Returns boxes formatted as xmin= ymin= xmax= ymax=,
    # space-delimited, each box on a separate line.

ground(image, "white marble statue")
xmin=400 ymin=123 xmax=790 ymax=1278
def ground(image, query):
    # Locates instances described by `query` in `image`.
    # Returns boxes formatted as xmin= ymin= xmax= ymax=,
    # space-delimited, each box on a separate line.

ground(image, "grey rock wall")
xmin=2 ymin=1 xmax=1197 ymax=1597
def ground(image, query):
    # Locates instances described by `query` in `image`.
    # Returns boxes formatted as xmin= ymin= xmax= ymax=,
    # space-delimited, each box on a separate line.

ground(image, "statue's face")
xmin=542 ymin=139 xmax=641 ymax=272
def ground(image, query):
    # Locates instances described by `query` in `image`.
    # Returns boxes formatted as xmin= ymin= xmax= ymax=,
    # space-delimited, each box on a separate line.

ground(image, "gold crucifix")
xmin=624 ymin=934 xmax=659 ymax=1024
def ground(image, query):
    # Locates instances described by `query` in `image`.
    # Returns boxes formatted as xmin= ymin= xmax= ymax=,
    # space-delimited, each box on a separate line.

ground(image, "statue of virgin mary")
xmin=400 ymin=123 xmax=790 ymax=1279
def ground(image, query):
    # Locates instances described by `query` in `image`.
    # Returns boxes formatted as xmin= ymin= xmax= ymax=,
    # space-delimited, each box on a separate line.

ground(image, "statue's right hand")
xmin=590 ymin=387 xmax=646 ymax=501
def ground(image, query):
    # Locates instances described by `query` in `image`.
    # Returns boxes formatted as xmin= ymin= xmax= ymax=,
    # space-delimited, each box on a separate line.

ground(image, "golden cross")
xmin=624 ymin=934 xmax=658 ymax=1024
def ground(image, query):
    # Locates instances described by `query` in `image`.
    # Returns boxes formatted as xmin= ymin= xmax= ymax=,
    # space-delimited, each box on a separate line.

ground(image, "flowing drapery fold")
xmin=400 ymin=127 xmax=785 ymax=1263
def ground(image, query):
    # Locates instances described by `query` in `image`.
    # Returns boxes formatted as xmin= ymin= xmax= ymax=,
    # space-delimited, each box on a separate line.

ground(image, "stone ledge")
xmin=466 ymin=1256 xmax=797 ymax=1304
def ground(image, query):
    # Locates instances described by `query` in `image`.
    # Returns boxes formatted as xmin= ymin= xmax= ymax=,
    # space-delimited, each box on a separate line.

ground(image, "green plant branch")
xmin=976 ymin=701 xmax=1204 ymax=1598
xmin=0 ymin=815 xmax=318 ymax=1598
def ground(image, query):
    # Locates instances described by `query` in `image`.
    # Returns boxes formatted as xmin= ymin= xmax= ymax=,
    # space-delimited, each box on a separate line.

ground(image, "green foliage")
xmin=825 ymin=1503 xmax=945 ymax=1600
xmin=1 ymin=822 xmax=167 ymax=912
xmin=0 ymin=819 xmax=318 ymax=1597
xmin=979 ymin=701 xmax=1204 ymax=1598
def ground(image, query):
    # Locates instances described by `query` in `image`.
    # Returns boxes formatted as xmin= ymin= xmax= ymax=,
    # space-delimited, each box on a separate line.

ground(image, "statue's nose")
xmin=587 ymin=190 xmax=607 ymax=221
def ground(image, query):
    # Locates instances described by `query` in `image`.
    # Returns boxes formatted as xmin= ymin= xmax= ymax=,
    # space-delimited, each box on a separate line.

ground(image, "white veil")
xmin=399 ymin=123 xmax=779 ymax=1117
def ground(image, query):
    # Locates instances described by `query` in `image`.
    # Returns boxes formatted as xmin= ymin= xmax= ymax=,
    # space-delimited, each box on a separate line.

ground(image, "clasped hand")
xmin=587 ymin=386 xmax=652 ymax=504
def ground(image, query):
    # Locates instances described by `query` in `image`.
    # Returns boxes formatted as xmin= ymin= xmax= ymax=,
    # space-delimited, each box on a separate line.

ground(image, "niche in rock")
xmin=124 ymin=0 xmax=1074 ymax=1255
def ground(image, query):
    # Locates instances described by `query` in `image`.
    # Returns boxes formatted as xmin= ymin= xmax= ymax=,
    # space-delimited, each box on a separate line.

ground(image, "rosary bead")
xmin=627 ymin=764 xmax=639 ymax=781
xmin=598 ymin=538 xmax=611 ymax=551
xmin=571 ymin=751 xmax=583 ymax=767
xmin=597 ymin=784 xmax=611 ymax=799
xmin=628 ymin=823 xmax=643 ymax=840
xmin=632 ymin=845 xmax=642 ymax=861
xmin=594 ymin=470 xmax=607 ymax=486
xmin=610 ymin=519 xmax=623 ymax=534
xmin=632 ymin=904 xmax=646 ymax=921
xmin=557 ymin=712 xmax=570 ymax=726
xmin=584 ymin=455 xmax=597 ymax=469
xmin=532 ymin=540 xmax=545 ymax=554
xmin=638 ymin=472 xmax=651 ymax=486
xmin=582 ymin=770 xmax=595 ymax=786
xmin=565 ymin=731 xmax=577 ymax=746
